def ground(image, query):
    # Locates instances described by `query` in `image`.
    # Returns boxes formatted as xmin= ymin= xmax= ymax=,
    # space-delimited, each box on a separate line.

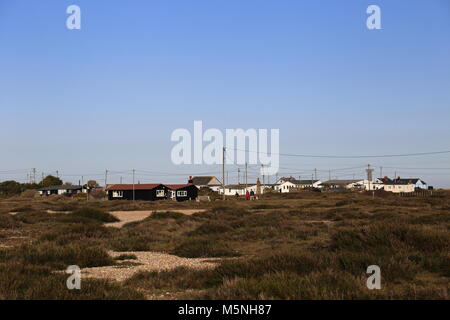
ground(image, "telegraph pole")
xmin=222 ymin=147 xmax=226 ymax=200
xmin=105 ymin=170 xmax=108 ymax=188
xmin=245 ymin=162 xmax=248 ymax=189
xmin=132 ymin=169 xmax=135 ymax=201
xmin=262 ymin=164 xmax=265 ymax=186
xmin=314 ymin=168 xmax=317 ymax=181
xmin=366 ymin=164 xmax=374 ymax=191
xmin=238 ymin=168 xmax=240 ymax=185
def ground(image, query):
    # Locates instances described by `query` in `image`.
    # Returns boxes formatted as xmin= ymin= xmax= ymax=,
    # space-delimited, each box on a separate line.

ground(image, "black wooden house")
xmin=166 ymin=184 xmax=198 ymax=202
xmin=106 ymin=184 xmax=170 ymax=201
xmin=106 ymin=183 xmax=197 ymax=201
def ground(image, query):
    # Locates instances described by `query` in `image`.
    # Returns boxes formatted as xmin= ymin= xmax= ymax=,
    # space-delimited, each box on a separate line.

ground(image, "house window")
xmin=156 ymin=189 xmax=165 ymax=197
xmin=112 ymin=191 xmax=123 ymax=198
xmin=177 ymin=190 xmax=187 ymax=197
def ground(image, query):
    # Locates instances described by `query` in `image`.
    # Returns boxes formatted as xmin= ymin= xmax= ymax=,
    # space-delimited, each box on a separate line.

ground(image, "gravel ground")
xmin=106 ymin=209 xmax=206 ymax=228
xmin=82 ymin=251 xmax=221 ymax=282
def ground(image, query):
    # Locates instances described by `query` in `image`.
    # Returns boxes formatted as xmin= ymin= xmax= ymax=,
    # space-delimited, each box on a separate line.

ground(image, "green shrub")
xmin=149 ymin=211 xmax=186 ymax=220
xmin=71 ymin=208 xmax=119 ymax=223
xmin=40 ymin=223 xmax=113 ymax=245
xmin=210 ymin=270 xmax=367 ymax=300
xmin=125 ymin=267 xmax=215 ymax=291
xmin=172 ymin=238 xmax=239 ymax=258
xmin=0 ymin=214 xmax=21 ymax=229
xmin=18 ymin=242 xmax=115 ymax=268
xmin=0 ymin=261 xmax=144 ymax=299
xmin=189 ymin=221 xmax=233 ymax=235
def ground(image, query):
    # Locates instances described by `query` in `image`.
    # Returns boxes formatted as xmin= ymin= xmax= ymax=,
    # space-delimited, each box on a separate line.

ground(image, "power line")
xmin=232 ymin=148 xmax=450 ymax=159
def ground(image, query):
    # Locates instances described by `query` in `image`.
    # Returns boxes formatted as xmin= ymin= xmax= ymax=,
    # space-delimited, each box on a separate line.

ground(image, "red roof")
xmin=105 ymin=184 xmax=164 ymax=191
xmin=165 ymin=184 xmax=195 ymax=190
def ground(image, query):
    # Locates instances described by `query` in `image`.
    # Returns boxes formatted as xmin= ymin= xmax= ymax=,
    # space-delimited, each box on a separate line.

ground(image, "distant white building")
xmin=381 ymin=178 xmax=427 ymax=193
xmin=218 ymin=179 xmax=273 ymax=196
xmin=275 ymin=179 xmax=322 ymax=193
xmin=38 ymin=185 xmax=84 ymax=196
xmin=320 ymin=180 xmax=366 ymax=190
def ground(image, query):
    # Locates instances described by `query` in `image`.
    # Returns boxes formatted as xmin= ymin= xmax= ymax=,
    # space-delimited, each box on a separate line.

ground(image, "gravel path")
xmin=82 ymin=251 xmax=221 ymax=282
xmin=105 ymin=209 xmax=206 ymax=228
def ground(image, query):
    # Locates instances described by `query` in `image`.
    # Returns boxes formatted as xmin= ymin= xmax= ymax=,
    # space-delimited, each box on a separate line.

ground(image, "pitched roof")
xmin=224 ymin=184 xmax=246 ymax=189
xmin=284 ymin=179 xmax=320 ymax=185
xmin=165 ymin=184 xmax=196 ymax=190
xmin=383 ymin=178 xmax=425 ymax=185
xmin=190 ymin=176 xmax=221 ymax=186
xmin=322 ymin=180 xmax=363 ymax=185
xmin=105 ymin=184 xmax=164 ymax=191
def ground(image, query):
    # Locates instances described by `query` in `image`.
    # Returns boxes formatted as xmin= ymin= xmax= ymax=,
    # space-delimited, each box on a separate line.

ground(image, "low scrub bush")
xmin=125 ymin=267 xmax=215 ymax=291
xmin=189 ymin=221 xmax=233 ymax=236
xmin=0 ymin=261 xmax=144 ymax=299
xmin=70 ymin=208 xmax=119 ymax=223
xmin=209 ymin=270 xmax=367 ymax=300
xmin=0 ymin=214 xmax=21 ymax=229
xmin=17 ymin=242 xmax=115 ymax=268
xmin=149 ymin=211 xmax=186 ymax=220
xmin=172 ymin=238 xmax=239 ymax=258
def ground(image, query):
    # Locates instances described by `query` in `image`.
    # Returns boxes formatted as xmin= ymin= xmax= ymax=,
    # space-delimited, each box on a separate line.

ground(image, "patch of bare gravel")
xmin=105 ymin=209 xmax=206 ymax=228
xmin=82 ymin=251 xmax=220 ymax=282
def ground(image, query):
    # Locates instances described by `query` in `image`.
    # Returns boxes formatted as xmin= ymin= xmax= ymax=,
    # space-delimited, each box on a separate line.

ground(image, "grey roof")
xmin=383 ymin=178 xmax=425 ymax=185
xmin=224 ymin=184 xmax=246 ymax=189
xmin=288 ymin=179 xmax=320 ymax=185
xmin=39 ymin=185 xmax=83 ymax=191
xmin=321 ymin=180 xmax=363 ymax=185
xmin=190 ymin=176 xmax=221 ymax=186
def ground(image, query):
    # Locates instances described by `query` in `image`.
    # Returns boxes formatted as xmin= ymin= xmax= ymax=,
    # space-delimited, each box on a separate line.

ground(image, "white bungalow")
xmin=275 ymin=180 xmax=322 ymax=193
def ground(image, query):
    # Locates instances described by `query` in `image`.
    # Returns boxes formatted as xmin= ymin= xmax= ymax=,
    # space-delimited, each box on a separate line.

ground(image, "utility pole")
xmin=314 ymin=168 xmax=317 ymax=181
xmin=245 ymin=162 xmax=248 ymax=189
xmin=222 ymin=147 xmax=226 ymax=200
xmin=261 ymin=164 xmax=265 ymax=186
xmin=328 ymin=170 xmax=331 ymax=181
xmin=32 ymin=168 xmax=36 ymax=184
xmin=366 ymin=164 xmax=374 ymax=191
xmin=105 ymin=170 xmax=108 ymax=188
xmin=238 ymin=168 xmax=240 ymax=185
xmin=56 ymin=170 xmax=59 ymax=178
xmin=132 ymin=169 xmax=135 ymax=201
xmin=120 ymin=176 xmax=123 ymax=184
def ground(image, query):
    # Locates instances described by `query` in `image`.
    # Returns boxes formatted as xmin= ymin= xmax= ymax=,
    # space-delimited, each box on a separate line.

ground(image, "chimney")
xmin=188 ymin=176 xmax=193 ymax=184
xmin=256 ymin=178 xmax=261 ymax=195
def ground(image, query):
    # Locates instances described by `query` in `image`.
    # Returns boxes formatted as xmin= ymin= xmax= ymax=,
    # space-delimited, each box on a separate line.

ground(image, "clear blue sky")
xmin=1 ymin=0 xmax=449 ymax=186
